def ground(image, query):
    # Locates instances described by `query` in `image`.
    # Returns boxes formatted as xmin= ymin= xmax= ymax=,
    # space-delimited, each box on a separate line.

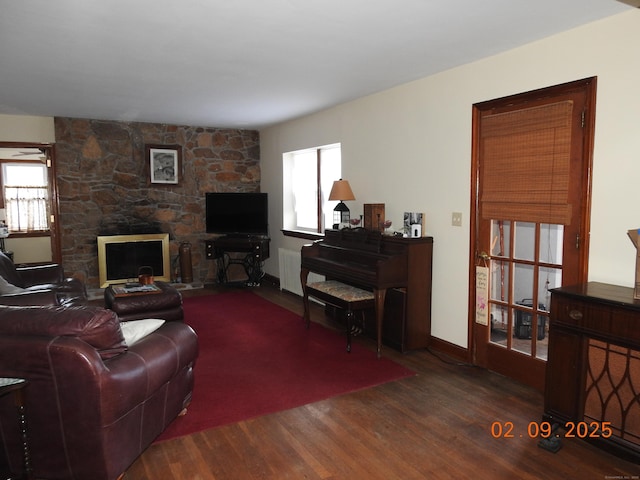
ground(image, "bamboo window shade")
xmin=480 ymin=100 xmax=573 ymax=225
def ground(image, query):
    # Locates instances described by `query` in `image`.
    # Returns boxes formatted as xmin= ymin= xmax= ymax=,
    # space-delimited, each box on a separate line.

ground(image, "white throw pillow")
xmin=119 ymin=318 xmax=165 ymax=346
xmin=0 ymin=275 xmax=24 ymax=295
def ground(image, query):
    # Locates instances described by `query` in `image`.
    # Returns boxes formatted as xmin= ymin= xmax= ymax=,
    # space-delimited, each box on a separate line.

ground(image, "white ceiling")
xmin=0 ymin=0 xmax=633 ymax=130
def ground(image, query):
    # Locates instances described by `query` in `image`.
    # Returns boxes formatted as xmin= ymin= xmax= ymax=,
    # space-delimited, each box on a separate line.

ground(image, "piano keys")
xmin=300 ymin=228 xmax=433 ymax=355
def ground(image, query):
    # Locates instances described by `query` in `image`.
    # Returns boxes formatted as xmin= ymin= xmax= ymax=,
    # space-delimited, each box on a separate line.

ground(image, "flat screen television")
xmin=206 ymin=192 xmax=268 ymax=236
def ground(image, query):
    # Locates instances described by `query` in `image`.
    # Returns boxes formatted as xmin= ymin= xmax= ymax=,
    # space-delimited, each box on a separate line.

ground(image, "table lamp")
xmin=328 ymin=179 xmax=355 ymax=229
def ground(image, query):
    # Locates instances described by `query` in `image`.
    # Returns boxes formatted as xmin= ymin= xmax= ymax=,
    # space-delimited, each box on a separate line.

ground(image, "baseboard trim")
xmin=429 ymin=337 xmax=470 ymax=364
xmin=262 ymin=273 xmax=280 ymax=288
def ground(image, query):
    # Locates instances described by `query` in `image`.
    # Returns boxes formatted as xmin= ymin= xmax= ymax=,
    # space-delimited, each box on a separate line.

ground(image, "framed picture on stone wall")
xmin=146 ymin=144 xmax=181 ymax=185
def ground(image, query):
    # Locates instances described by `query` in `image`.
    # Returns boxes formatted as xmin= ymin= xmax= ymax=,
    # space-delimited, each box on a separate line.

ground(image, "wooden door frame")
xmin=468 ymin=78 xmax=596 ymax=385
xmin=0 ymin=141 xmax=62 ymax=264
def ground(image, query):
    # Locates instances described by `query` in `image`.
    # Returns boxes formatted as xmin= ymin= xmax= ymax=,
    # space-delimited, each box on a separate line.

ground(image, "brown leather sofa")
xmin=0 ymin=251 xmax=87 ymax=306
xmin=0 ymin=304 xmax=198 ymax=480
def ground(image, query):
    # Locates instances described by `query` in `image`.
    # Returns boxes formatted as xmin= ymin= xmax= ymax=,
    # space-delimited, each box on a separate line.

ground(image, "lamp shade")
xmin=328 ymin=179 xmax=355 ymax=201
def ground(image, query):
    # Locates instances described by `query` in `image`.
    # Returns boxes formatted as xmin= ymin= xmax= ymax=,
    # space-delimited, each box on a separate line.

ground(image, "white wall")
xmin=260 ymin=10 xmax=640 ymax=349
xmin=4 ymin=236 xmax=52 ymax=264
xmin=0 ymin=114 xmax=55 ymax=142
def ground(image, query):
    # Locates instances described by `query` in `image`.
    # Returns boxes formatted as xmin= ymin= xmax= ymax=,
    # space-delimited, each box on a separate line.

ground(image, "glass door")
xmin=489 ymin=221 xmax=563 ymax=361
xmin=470 ymin=78 xmax=595 ymax=390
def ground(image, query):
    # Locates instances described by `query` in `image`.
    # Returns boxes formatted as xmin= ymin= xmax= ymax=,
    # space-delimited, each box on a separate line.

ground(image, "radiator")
xmin=278 ymin=248 xmax=324 ymax=296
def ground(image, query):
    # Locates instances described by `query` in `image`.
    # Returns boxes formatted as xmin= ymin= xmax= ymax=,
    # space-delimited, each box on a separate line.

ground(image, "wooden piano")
xmin=300 ymin=228 xmax=433 ymax=355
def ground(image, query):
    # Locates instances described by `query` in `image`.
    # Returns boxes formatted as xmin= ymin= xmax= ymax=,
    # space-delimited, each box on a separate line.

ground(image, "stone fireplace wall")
xmin=54 ymin=117 xmax=260 ymax=288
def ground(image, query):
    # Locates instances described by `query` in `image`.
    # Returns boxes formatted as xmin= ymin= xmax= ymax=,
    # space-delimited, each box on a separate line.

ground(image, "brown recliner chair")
xmin=0 ymin=304 xmax=198 ymax=480
xmin=0 ymin=251 xmax=87 ymax=306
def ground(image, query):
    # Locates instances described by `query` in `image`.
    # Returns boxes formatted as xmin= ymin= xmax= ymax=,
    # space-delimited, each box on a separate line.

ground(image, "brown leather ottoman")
xmin=104 ymin=281 xmax=183 ymax=322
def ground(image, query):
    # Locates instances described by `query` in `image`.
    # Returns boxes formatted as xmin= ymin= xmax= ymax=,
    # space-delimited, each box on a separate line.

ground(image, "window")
xmin=283 ymin=144 xmax=341 ymax=234
xmin=2 ymin=162 xmax=49 ymax=232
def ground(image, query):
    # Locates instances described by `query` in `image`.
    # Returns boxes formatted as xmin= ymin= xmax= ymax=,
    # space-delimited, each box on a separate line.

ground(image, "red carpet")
xmin=156 ymin=290 xmax=414 ymax=442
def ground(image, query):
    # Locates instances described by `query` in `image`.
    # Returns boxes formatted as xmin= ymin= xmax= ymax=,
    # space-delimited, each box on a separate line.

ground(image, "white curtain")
xmin=4 ymin=186 xmax=49 ymax=231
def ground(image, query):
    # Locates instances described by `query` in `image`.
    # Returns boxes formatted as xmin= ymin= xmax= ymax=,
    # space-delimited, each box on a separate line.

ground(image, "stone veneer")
xmin=54 ymin=117 xmax=260 ymax=288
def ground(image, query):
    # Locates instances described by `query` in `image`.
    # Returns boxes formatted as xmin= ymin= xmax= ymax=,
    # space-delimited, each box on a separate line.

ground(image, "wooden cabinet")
xmin=545 ymin=282 xmax=640 ymax=462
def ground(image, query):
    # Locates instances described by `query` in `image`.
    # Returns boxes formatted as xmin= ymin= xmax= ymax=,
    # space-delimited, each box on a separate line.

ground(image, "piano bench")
xmin=303 ymin=280 xmax=375 ymax=353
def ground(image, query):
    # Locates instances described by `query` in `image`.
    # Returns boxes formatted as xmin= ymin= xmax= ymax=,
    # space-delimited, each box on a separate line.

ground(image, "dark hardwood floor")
xmin=123 ymin=284 xmax=638 ymax=479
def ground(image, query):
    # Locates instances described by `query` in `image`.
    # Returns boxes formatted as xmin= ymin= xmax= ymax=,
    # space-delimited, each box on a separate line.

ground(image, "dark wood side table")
xmin=0 ymin=378 xmax=33 ymax=480
xmin=544 ymin=282 xmax=640 ymax=463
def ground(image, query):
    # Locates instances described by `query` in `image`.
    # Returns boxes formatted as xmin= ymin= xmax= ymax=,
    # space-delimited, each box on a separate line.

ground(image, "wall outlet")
xmin=451 ymin=212 xmax=462 ymax=227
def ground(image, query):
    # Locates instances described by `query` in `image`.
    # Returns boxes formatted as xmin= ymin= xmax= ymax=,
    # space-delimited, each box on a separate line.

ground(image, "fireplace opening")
xmin=97 ymin=233 xmax=170 ymax=288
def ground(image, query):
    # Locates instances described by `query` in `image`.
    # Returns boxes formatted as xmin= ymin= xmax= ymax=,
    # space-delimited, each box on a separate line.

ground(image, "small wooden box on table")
xmin=363 ymin=204 xmax=385 ymax=232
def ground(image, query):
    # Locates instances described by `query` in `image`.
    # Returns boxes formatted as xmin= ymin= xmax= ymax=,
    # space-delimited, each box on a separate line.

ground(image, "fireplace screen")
xmin=97 ymin=233 xmax=170 ymax=287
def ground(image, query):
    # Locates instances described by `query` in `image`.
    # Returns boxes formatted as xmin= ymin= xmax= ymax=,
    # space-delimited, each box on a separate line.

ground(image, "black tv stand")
xmin=205 ymin=236 xmax=270 ymax=286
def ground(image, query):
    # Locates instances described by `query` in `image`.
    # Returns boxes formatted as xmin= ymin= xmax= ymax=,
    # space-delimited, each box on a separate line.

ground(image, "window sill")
xmin=281 ymin=229 xmax=324 ymax=241
xmin=5 ymin=231 xmax=50 ymax=239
